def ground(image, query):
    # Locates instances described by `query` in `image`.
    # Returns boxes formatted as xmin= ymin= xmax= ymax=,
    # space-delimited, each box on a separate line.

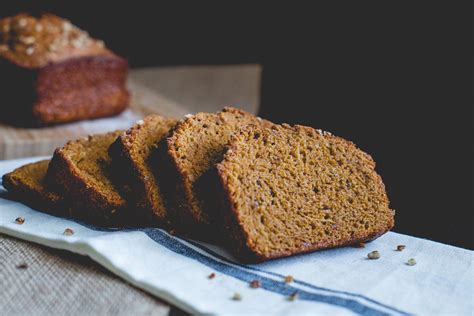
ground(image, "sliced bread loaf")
xmin=2 ymin=160 xmax=67 ymax=215
xmin=161 ymin=107 xmax=270 ymax=233
xmin=109 ymin=115 xmax=177 ymax=224
xmin=215 ymin=124 xmax=394 ymax=262
xmin=46 ymin=131 xmax=128 ymax=226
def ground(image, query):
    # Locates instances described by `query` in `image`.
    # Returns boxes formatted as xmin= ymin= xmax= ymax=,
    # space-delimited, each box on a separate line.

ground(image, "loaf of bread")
xmin=0 ymin=13 xmax=129 ymax=126
xmin=214 ymin=124 xmax=394 ymax=261
xmin=2 ymin=160 xmax=67 ymax=215
xmin=108 ymin=115 xmax=177 ymax=225
xmin=46 ymin=131 xmax=129 ymax=226
xmin=160 ymin=107 xmax=270 ymax=235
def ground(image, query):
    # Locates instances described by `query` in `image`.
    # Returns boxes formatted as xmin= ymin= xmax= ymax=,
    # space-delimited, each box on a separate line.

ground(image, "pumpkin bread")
xmin=2 ymin=160 xmax=66 ymax=215
xmin=215 ymin=124 xmax=394 ymax=262
xmin=108 ymin=115 xmax=177 ymax=225
xmin=161 ymin=107 xmax=270 ymax=234
xmin=46 ymin=131 xmax=128 ymax=226
xmin=0 ymin=13 xmax=129 ymax=126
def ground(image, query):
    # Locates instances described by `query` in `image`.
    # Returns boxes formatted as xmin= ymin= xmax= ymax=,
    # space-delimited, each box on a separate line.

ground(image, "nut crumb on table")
xmin=15 ymin=216 xmax=25 ymax=224
xmin=232 ymin=293 xmax=242 ymax=301
xmin=63 ymin=228 xmax=74 ymax=236
xmin=16 ymin=262 xmax=28 ymax=269
xmin=367 ymin=250 xmax=380 ymax=260
xmin=396 ymin=245 xmax=406 ymax=251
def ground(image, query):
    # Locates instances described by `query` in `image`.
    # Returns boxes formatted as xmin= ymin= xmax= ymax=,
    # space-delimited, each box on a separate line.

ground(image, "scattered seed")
xmin=25 ymin=47 xmax=35 ymax=55
xmin=367 ymin=250 xmax=380 ymax=260
xmin=249 ymin=280 xmax=261 ymax=288
xmin=407 ymin=258 xmax=417 ymax=266
xmin=288 ymin=292 xmax=298 ymax=301
xmin=208 ymin=273 xmax=216 ymax=279
xmin=18 ymin=18 xmax=27 ymax=28
xmin=15 ymin=217 xmax=25 ymax=224
xmin=284 ymin=275 xmax=294 ymax=283
xmin=355 ymin=242 xmax=365 ymax=248
xmin=63 ymin=228 xmax=74 ymax=236
xmin=16 ymin=262 xmax=28 ymax=269
xmin=232 ymin=292 xmax=242 ymax=301
xmin=396 ymin=245 xmax=406 ymax=251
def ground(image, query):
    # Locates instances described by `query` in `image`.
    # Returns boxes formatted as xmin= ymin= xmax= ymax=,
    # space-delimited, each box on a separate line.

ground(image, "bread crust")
xmin=108 ymin=115 xmax=177 ymax=225
xmin=0 ymin=14 xmax=129 ymax=126
xmin=161 ymin=107 xmax=268 ymax=238
xmin=46 ymin=132 xmax=129 ymax=226
xmin=2 ymin=160 xmax=67 ymax=216
xmin=216 ymin=124 xmax=394 ymax=263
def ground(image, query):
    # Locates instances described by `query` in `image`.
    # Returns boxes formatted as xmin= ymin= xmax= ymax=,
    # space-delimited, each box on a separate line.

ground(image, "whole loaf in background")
xmin=0 ymin=13 xmax=129 ymax=126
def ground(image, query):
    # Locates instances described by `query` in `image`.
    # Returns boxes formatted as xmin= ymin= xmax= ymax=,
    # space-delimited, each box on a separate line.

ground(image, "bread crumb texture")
xmin=2 ymin=160 xmax=62 ymax=206
xmin=167 ymin=107 xmax=270 ymax=225
xmin=217 ymin=124 xmax=394 ymax=260
xmin=47 ymin=131 xmax=127 ymax=224
xmin=111 ymin=115 xmax=176 ymax=221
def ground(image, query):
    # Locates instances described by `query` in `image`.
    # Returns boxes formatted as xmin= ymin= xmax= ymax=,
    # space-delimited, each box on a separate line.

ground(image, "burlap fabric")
xmin=0 ymin=233 xmax=174 ymax=315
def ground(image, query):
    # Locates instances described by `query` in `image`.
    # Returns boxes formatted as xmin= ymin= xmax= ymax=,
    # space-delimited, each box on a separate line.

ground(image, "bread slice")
xmin=2 ymin=160 xmax=66 ymax=215
xmin=161 ymin=107 xmax=270 ymax=233
xmin=46 ymin=131 xmax=128 ymax=226
xmin=108 ymin=115 xmax=177 ymax=224
xmin=215 ymin=124 xmax=394 ymax=262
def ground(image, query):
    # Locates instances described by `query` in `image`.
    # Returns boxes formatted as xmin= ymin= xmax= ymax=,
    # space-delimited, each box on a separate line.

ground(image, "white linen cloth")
xmin=0 ymin=157 xmax=472 ymax=315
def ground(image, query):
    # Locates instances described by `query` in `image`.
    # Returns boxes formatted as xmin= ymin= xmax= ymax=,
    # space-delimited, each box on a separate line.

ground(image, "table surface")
xmin=0 ymin=64 xmax=261 ymax=315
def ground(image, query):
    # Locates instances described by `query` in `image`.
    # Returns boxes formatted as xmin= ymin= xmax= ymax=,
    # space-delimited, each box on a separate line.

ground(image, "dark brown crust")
xmin=108 ymin=115 xmax=177 ymax=226
xmin=0 ymin=52 xmax=129 ymax=127
xmin=46 ymin=137 xmax=129 ymax=227
xmin=215 ymin=124 xmax=395 ymax=263
xmin=34 ymin=54 xmax=129 ymax=125
xmin=2 ymin=160 xmax=68 ymax=216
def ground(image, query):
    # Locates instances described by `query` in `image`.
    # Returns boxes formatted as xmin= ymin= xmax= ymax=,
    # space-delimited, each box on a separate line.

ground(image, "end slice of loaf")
xmin=2 ymin=160 xmax=66 ymax=215
xmin=108 ymin=115 xmax=177 ymax=224
xmin=46 ymin=131 xmax=128 ymax=226
xmin=162 ymin=107 xmax=270 ymax=233
xmin=215 ymin=124 xmax=394 ymax=262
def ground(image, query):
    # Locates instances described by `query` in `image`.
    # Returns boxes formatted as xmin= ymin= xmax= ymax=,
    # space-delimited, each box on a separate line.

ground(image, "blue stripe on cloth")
xmin=184 ymin=239 xmax=410 ymax=315
xmin=141 ymin=228 xmax=409 ymax=316
xmin=0 ymin=188 xmax=408 ymax=315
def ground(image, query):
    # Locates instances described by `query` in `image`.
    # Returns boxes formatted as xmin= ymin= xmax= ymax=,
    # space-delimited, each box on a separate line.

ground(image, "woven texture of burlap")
xmin=0 ymin=233 xmax=170 ymax=316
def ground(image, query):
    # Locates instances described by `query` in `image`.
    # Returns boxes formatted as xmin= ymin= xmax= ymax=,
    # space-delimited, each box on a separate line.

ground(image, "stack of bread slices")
xmin=2 ymin=107 xmax=394 ymax=262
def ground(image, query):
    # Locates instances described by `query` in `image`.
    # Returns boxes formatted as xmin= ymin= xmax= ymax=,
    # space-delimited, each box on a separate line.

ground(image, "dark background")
xmin=1 ymin=3 xmax=471 ymax=249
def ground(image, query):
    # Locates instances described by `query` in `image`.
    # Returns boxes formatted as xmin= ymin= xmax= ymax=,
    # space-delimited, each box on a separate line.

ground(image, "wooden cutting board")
xmin=0 ymin=64 xmax=261 ymax=160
